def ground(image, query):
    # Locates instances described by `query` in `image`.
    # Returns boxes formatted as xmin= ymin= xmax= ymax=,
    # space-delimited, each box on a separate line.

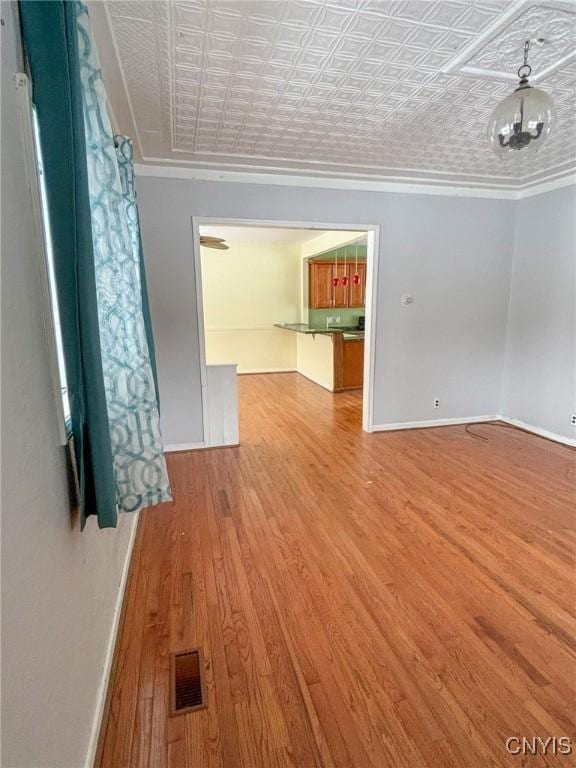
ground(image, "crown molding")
xmin=516 ymin=171 xmax=576 ymax=198
xmin=140 ymin=152 xmax=523 ymax=186
xmin=134 ymin=162 xmax=575 ymax=200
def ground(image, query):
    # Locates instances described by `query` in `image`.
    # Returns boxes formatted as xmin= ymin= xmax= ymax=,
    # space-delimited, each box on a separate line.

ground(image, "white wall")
xmin=301 ymin=230 xmax=363 ymax=258
xmin=1 ymin=5 xmax=137 ymax=766
xmin=296 ymin=334 xmax=334 ymax=391
xmin=502 ymin=186 xmax=576 ymax=442
xmin=137 ymin=174 xmax=516 ymax=444
xmin=201 ymin=239 xmax=300 ymax=373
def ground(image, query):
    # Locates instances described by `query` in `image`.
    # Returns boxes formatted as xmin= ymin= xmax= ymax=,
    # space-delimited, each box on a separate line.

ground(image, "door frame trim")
xmin=191 ymin=217 xmax=381 ymax=439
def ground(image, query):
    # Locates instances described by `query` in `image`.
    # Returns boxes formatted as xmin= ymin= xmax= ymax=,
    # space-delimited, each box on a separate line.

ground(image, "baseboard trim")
xmin=371 ymin=415 xmax=575 ymax=447
xmin=165 ymin=441 xmax=242 ymax=453
xmin=175 ymin=442 xmax=240 ymax=453
xmin=372 ymin=415 xmax=499 ymax=432
xmin=85 ymin=513 xmax=140 ymax=768
xmin=296 ymin=371 xmax=333 ymax=392
xmin=238 ymin=368 xmax=296 ymax=375
xmin=498 ymin=416 xmax=576 ymax=448
xmin=165 ymin=441 xmax=206 ymax=452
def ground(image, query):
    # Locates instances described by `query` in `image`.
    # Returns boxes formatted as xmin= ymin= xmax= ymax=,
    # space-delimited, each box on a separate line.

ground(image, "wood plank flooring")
xmin=97 ymin=373 xmax=575 ymax=768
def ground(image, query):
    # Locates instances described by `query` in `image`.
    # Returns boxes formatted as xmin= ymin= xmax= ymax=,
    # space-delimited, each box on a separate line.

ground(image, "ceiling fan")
xmin=200 ymin=235 xmax=229 ymax=250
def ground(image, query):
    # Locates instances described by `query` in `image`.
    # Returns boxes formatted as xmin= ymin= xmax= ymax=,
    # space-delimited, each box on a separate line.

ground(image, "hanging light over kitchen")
xmin=353 ymin=243 xmax=360 ymax=286
xmin=487 ymin=39 xmax=555 ymax=158
xmin=333 ymin=247 xmax=340 ymax=288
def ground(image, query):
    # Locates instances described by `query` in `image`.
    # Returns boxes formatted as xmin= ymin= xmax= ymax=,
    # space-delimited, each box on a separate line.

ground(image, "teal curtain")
xmin=20 ymin=0 xmax=171 ymax=525
xmin=20 ymin=0 xmax=117 ymax=528
xmin=114 ymin=135 xmax=160 ymax=405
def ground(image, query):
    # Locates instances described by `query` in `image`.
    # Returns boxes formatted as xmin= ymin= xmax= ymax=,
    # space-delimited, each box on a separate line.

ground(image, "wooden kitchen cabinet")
xmin=347 ymin=262 xmax=367 ymax=308
xmin=333 ymin=335 xmax=364 ymax=391
xmin=309 ymin=262 xmax=334 ymax=309
xmin=308 ymin=260 xmax=367 ymax=309
xmin=332 ymin=261 xmax=349 ymax=308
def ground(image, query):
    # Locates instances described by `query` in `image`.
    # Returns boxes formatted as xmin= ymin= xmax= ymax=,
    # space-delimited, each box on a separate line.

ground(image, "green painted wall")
xmin=308 ymin=307 xmax=365 ymax=329
xmin=310 ymin=243 xmax=367 ymax=261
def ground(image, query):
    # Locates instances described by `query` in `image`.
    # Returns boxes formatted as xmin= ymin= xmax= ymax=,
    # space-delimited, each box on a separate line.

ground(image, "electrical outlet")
xmin=571 ymin=414 xmax=576 ymax=426
xmin=433 ymin=398 xmax=440 ymax=409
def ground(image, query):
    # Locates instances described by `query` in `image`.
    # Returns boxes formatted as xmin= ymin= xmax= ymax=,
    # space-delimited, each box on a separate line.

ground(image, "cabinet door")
xmin=332 ymin=261 xmax=349 ymax=308
xmin=347 ymin=262 xmax=367 ymax=307
xmin=342 ymin=340 xmax=364 ymax=389
xmin=333 ymin=336 xmax=364 ymax=391
xmin=309 ymin=262 xmax=333 ymax=309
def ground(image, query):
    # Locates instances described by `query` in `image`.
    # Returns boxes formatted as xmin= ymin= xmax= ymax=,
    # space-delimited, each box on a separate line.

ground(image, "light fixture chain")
xmin=518 ymin=39 xmax=532 ymax=82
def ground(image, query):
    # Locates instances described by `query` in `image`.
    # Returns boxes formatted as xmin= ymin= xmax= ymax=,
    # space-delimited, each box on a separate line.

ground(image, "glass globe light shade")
xmin=488 ymin=83 xmax=555 ymax=158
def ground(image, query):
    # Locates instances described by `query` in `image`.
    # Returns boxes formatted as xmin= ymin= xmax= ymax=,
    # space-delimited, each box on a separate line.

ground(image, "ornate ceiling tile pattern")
xmin=468 ymin=6 xmax=576 ymax=74
xmin=446 ymin=3 xmax=576 ymax=81
xmin=105 ymin=0 xmax=576 ymax=185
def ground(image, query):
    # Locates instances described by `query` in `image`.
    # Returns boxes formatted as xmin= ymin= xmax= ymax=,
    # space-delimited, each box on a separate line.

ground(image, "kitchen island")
xmin=274 ymin=323 xmax=364 ymax=392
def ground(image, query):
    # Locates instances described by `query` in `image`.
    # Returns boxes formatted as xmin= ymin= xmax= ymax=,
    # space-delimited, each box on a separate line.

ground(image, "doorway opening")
xmin=192 ymin=219 xmax=379 ymax=447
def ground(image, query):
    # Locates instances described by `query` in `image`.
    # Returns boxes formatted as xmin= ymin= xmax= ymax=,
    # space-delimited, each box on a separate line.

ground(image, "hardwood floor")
xmin=97 ymin=373 xmax=575 ymax=768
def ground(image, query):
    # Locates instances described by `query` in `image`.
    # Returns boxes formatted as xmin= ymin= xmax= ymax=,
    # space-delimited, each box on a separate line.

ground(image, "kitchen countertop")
xmin=274 ymin=323 xmax=364 ymax=339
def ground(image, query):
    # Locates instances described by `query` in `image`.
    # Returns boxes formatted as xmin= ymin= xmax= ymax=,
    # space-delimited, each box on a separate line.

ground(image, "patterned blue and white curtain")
xmin=76 ymin=3 xmax=171 ymax=513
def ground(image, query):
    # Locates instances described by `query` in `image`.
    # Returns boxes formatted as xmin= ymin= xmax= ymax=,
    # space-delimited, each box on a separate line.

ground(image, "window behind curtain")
xmin=32 ymin=108 xmax=72 ymax=435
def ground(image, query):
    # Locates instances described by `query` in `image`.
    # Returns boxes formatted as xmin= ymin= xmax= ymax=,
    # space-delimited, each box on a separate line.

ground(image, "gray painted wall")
xmin=1 ymin=5 xmax=136 ymax=766
xmin=502 ymin=186 xmax=576 ymax=440
xmin=138 ymin=176 xmax=516 ymax=443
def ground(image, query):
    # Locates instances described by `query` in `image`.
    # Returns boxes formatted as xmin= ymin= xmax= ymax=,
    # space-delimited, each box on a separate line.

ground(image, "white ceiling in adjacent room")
xmin=200 ymin=226 xmax=336 ymax=244
xmin=96 ymin=0 xmax=576 ymax=188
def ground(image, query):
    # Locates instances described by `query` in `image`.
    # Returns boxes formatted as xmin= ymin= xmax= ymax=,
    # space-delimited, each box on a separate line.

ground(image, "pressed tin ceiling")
xmin=97 ymin=0 xmax=576 ymax=189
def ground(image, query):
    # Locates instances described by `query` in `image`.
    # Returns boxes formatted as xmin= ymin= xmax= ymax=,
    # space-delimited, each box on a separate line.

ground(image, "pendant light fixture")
xmin=332 ymin=247 xmax=340 ymax=288
xmin=488 ymin=39 xmax=555 ymax=157
xmin=341 ymin=251 xmax=349 ymax=288
xmin=353 ymin=242 xmax=361 ymax=286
